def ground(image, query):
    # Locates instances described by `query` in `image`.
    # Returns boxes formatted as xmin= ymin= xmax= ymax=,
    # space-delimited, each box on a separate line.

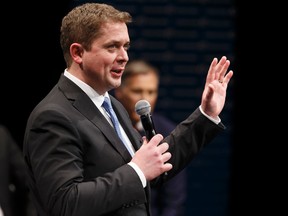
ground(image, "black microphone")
xmin=135 ymin=99 xmax=168 ymax=177
xmin=135 ymin=100 xmax=156 ymax=141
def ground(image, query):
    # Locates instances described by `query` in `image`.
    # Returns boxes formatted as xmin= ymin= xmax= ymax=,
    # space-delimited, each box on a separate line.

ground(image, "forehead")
xmin=98 ymin=22 xmax=130 ymax=41
xmin=125 ymin=73 xmax=159 ymax=88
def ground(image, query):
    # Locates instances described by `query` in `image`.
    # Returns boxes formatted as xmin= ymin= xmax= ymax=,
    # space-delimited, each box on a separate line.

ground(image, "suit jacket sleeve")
xmin=157 ymin=108 xmax=225 ymax=183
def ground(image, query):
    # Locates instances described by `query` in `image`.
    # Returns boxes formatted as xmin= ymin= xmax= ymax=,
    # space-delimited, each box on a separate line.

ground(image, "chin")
xmin=110 ymin=80 xmax=121 ymax=88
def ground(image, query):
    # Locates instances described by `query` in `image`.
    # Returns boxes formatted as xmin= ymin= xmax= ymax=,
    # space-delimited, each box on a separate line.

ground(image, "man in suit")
xmin=114 ymin=60 xmax=187 ymax=216
xmin=23 ymin=3 xmax=233 ymax=216
xmin=0 ymin=125 xmax=36 ymax=216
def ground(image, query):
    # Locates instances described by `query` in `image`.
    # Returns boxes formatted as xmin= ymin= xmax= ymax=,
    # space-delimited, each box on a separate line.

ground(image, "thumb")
xmin=142 ymin=134 xmax=163 ymax=147
xmin=141 ymin=136 xmax=148 ymax=145
xmin=206 ymin=84 xmax=214 ymax=101
xmin=143 ymin=134 xmax=163 ymax=146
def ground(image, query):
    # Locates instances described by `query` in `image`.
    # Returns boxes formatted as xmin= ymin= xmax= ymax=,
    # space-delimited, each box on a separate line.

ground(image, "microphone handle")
xmin=140 ymin=114 xmax=156 ymax=141
xmin=144 ymin=129 xmax=156 ymax=141
xmin=140 ymin=114 xmax=168 ymax=177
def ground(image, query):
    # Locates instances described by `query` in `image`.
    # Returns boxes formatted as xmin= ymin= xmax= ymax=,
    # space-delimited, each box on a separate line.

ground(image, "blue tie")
xmin=102 ymin=97 xmax=134 ymax=156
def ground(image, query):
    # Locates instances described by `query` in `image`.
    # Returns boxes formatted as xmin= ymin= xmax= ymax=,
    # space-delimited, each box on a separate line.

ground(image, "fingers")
xmin=223 ymin=70 xmax=233 ymax=85
xmin=137 ymin=134 xmax=172 ymax=179
xmin=143 ymin=134 xmax=171 ymax=163
xmin=217 ymin=57 xmax=231 ymax=82
xmin=143 ymin=134 xmax=170 ymax=158
xmin=206 ymin=57 xmax=218 ymax=83
xmin=157 ymin=142 xmax=172 ymax=173
xmin=207 ymin=56 xmax=232 ymax=83
xmin=157 ymin=142 xmax=170 ymax=156
xmin=142 ymin=134 xmax=163 ymax=146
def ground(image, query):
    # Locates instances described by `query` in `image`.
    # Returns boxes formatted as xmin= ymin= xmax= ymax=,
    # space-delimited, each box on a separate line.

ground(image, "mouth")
xmin=111 ymin=69 xmax=122 ymax=74
xmin=111 ymin=68 xmax=123 ymax=78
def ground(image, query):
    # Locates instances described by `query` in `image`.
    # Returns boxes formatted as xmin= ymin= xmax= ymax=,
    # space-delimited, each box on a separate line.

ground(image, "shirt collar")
xmin=64 ymin=69 xmax=109 ymax=108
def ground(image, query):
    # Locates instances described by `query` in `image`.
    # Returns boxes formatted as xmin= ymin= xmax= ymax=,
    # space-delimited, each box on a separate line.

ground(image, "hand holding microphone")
xmin=134 ymin=100 xmax=170 ymax=178
xmin=131 ymin=133 xmax=172 ymax=180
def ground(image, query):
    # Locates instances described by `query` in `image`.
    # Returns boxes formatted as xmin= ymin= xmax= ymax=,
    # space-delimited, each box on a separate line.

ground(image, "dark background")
xmin=1 ymin=0 xmax=281 ymax=215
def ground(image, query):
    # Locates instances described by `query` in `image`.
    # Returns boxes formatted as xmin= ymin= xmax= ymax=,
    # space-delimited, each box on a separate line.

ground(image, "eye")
xmin=107 ymin=45 xmax=117 ymax=51
xmin=124 ymin=43 xmax=130 ymax=51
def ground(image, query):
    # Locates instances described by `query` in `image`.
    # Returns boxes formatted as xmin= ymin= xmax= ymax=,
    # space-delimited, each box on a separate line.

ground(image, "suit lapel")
xmin=58 ymin=74 xmax=133 ymax=162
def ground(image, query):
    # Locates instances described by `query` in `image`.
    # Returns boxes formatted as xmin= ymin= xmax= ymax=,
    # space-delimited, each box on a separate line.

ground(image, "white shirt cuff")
xmin=128 ymin=162 xmax=147 ymax=188
xmin=199 ymin=105 xmax=221 ymax=124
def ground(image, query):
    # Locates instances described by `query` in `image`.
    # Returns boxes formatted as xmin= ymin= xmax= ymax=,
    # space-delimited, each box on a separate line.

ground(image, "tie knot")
xmin=103 ymin=97 xmax=112 ymax=110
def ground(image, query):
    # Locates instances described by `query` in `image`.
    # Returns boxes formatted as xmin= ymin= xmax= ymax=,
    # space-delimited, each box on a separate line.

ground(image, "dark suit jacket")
xmin=23 ymin=74 xmax=225 ymax=216
xmin=0 ymin=125 xmax=36 ymax=216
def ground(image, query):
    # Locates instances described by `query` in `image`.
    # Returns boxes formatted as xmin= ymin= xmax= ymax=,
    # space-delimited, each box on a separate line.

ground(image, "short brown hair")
xmin=60 ymin=3 xmax=132 ymax=67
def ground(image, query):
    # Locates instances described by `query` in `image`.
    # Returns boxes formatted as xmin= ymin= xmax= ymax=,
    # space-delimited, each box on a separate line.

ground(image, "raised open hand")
xmin=201 ymin=56 xmax=233 ymax=119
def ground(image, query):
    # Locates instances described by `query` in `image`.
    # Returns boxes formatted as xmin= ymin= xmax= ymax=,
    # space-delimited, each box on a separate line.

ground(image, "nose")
xmin=140 ymin=93 xmax=152 ymax=102
xmin=117 ymin=47 xmax=129 ymax=63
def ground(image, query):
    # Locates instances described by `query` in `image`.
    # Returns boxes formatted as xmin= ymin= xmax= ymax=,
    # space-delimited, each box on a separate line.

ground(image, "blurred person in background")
xmin=114 ymin=59 xmax=187 ymax=216
xmin=0 ymin=124 xmax=36 ymax=216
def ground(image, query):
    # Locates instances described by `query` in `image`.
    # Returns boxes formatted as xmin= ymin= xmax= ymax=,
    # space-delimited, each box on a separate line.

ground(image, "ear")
xmin=70 ymin=43 xmax=84 ymax=64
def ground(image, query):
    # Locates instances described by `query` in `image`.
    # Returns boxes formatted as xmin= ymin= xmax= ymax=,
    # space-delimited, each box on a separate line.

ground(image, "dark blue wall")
xmin=1 ymin=0 xmax=236 ymax=215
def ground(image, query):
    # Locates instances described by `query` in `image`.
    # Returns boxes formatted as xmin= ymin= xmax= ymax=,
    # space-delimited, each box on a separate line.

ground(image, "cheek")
xmin=93 ymin=51 xmax=116 ymax=68
xmin=125 ymin=95 xmax=137 ymax=106
xmin=83 ymin=54 xmax=103 ymax=72
xmin=145 ymin=95 xmax=157 ymax=105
